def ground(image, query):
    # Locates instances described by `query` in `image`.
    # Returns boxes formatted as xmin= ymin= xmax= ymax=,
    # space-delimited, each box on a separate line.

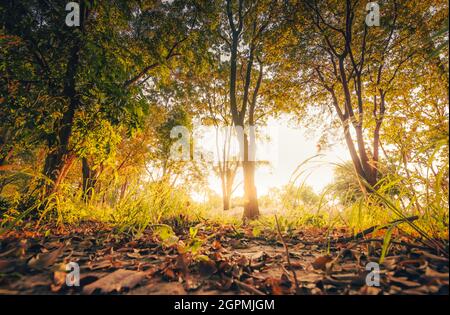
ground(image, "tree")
xmin=216 ymin=0 xmax=282 ymax=219
xmin=1 ymin=0 xmax=195 ymax=195
xmin=188 ymin=55 xmax=240 ymax=211
xmin=286 ymin=0 xmax=423 ymax=188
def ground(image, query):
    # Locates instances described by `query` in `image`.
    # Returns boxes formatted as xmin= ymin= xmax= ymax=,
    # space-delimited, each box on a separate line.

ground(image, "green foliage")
xmin=327 ymin=145 xmax=449 ymax=241
xmin=153 ymin=225 xmax=179 ymax=247
xmin=0 ymin=0 xmax=448 ymax=248
xmin=249 ymin=209 xmax=330 ymax=238
xmin=109 ymin=181 xmax=203 ymax=237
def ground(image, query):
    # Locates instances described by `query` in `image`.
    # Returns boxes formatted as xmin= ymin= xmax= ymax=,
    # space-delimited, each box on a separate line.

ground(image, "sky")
xmin=197 ymin=116 xmax=351 ymax=200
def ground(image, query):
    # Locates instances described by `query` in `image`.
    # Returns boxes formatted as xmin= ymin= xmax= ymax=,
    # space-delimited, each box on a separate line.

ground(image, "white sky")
xmin=201 ymin=116 xmax=351 ymax=199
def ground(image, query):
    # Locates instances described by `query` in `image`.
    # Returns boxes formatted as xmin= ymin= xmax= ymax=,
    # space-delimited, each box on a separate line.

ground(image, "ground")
xmin=0 ymin=220 xmax=448 ymax=295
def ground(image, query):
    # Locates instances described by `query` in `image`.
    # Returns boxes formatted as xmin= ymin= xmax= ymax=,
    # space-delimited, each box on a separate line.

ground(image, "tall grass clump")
xmin=0 ymin=169 xmax=205 ymax=238
xmin=110 ymin=180 xmax=205 ymax=237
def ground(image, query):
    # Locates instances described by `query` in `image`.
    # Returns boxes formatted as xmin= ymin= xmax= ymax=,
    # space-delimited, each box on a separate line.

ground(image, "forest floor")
xmin=0 ymin=220 xmax=448 ymax=295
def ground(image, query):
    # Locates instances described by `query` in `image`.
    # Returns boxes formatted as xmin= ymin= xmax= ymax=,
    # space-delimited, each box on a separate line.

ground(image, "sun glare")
xmin=195 ymin=116 xmax=350 ymax=203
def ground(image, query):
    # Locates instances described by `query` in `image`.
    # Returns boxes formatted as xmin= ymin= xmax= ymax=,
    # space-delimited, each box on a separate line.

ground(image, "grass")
xmin=0 ymin=138 xmax=448 ymax=252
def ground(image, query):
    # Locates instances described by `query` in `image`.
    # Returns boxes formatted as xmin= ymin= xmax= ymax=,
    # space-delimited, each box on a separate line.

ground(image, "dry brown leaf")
xmin=51 ymin=269 xmax=67 ymax=293
xmin=250 ymin=251 xmax=265 ymax=261
xmin=163 ymin=267 xmax=177 ymax=280
xmin=401 ymin=286 xmax=432 ymax=295
xmin=359 ymin=285 xmax=381 ymax=295
xmin=183 ymin=277 xmax=203 ymax=291
xmin=89 ymin=260 xmax=113 ymax=270
xmin=264 ymin=277 xmax=291 ymax=295
xmin=11 ymin=274 xmax=51 ymax=290
xmin=175 ymin=254 xmax=190 ymax=274
xmin=264 ymin=277 xmax=282 ymax=295
xmin=27 ymin=245 xmax=65 ymax=270
xmin=217 ymin=276 xmax=233 ymax=290
xmin=424 ymin=267 xmax=449 ymax=280
xmin=312 ymin=255 xmax=332 ymax=271
xmin=419 ymin=251 xmax=449 ymax=263
xmin=78 ymin=240 xmax=94 ymax=249
xmin=82 ymin=269 xmax=146 ymax=294
xmin=0 ymin=289 xmax=20 ymax=294
xmin=280 ymin=273 xmax=292 ymax=288
xmin=388 ymin=275 xmax=421 ymax=288
xmin=126 ymin=252 xmax=142 ymax=259
xmin=212 ymin=240 xmax=222 ymax=250
xmin=199 ymin=259 xmax=217 ymax=278
xmin=0 ymin=259 xmax=16 ymax=273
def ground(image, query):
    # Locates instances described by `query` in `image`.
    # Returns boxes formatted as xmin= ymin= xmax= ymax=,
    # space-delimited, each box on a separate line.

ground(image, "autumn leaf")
xmin=27 ymin=245 xmax=65 ymax=270
xmin=312 ymin=255 xmax=332 ymax=271
xmin=198 ymin=259 xmax=217 ymax=278
xmin=82 ymin=269 xmax=147 ymax=294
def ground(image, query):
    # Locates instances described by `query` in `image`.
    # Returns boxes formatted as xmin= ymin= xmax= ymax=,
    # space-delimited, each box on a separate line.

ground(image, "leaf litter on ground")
xmin=0 ymin=221 xmax=448 ymax=295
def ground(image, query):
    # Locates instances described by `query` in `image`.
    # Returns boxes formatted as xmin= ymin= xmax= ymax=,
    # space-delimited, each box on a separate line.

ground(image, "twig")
xmin=274 ymin=215 xmax=300 ymax=292
xmin=234 ymin=279 xmax=265 ymax=295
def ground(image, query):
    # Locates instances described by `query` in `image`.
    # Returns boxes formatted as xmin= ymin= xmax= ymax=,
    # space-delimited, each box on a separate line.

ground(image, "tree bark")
xmin=43 ymin=44 xmax=80 ymax=193
xmin=43 ymin=2 xmax=89 ymax=194
xmin=226 ymin=0 xmax=260 ymax=219
xmin=222 ymin=185 xmax=231 ymax=211
xmin=82 ymin=157 xmax=98 ymax=201
xmin=221 ymin=167 xmax=236 ymax=211
xmin=242 ymin=133 xmax=259 ymax=219
xmin=372 ymin=91 xmax=385 ymax=184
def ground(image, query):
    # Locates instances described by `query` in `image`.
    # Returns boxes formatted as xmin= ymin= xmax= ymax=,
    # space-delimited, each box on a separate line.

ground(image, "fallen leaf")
xmin=11 ymin=274 xmax=51 ymax=290
xmin=78 ymin=240 xmax=94 ymax=249
xmin=212 ymin=240 xmax=222 ymax=250
xmin=250 ymin=251 xmax=265 ymax=261
xmin=27 ymin=245 xmax=65 ymax=270
xmin=82 ymin=269 xmax=146 ymax=294
xmin=51 ymin=270 xmax=67 ymax=293
xmin=175 ymin=254 xmax=190 ymax=274
xmin=359 ymin=285 xmax=381 ymax=295
xmin=424 ymin=267 xmax=449 ymax=280
xmin=126 ymin=252 xmax=142 ymax=259
xmin=264 ymin=277 xmax=288 ymax=295
xmin=183 ymin=277 xmax=203 ymax=291
xmin=216 ymin=276 xmax=233 ymax=290
xmin=312 ymin=255 xmax=332 ymax=271
xmin=388 ymin=275 xmax=421 ymax=288
xmin=0 ymin=289 xmax=19 ymax=294
xmin=199 ymin=259 xmax=217 ymax=278
xmin=0 ymin=259 xmax=16 ymax=273
xmin=89 ymin=260 xmax=113 ymax=270
xmin=419 ymin=251 xmax=449 ymax=263
xmin=280 ymin=273 xmax=292 ymax=288
xmin=163 ymin=267 xmax=177 ymax=280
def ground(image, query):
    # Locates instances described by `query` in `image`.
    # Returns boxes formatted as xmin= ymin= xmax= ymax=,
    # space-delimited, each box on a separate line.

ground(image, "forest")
xmin=0 ymin=0 xmax=448 ymax=296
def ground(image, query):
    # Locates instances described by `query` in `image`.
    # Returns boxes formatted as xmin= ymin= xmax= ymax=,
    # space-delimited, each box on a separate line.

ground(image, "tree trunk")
xmin=354 ymin=125 xmax=378 ymax=187
xmin=226 ymin=0 xmax=260 ymax=220
xmin=43 ymin=1 xmax=89 ymax=194
xmin=222 ymin=168 xmax=235 ymax=211
xmin=242 ymin=134 xmax=259 ymax=220
xmin=243 ymin=161 xmax=259 ymax=219
xmin=220 ymin=172 xmax=230 ymax=211
xmin=43 ymin=99 xmax=77 ymax=193
xmin=82 ymin=157 xmax=98 ymax=201
xmin=223 ymin=192 xmax=230 ymax=211
xmin=372 ymin=92 xmax=385 ymax=185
